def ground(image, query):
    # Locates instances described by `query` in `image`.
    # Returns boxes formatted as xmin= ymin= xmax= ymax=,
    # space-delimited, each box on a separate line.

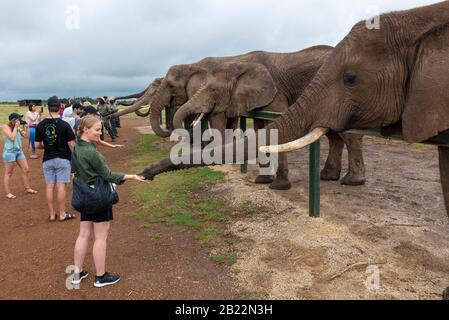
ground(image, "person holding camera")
xmin=2 ymin=113 xmax=38 ymax=199
xmin=25 ymin=103 xmax=43 ymax=159
xmin=71 ymin=115 xmax=146 ymax=288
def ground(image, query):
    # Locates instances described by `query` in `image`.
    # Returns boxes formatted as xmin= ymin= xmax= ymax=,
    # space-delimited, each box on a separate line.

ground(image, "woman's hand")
xmin=124 ymin=174 xmax=149 ymax=183
xmin=133 ymin=175 xmax=148 ymax=182
xmin=113 ymin=144 xmax=125 ymax=148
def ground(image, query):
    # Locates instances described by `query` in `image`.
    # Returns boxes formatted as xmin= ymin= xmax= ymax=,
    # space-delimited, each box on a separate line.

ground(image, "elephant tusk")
xmin=192 ymin=113 xmax=205 ymax=127
xmin=260 ymin=128 xmax=329 ymax=153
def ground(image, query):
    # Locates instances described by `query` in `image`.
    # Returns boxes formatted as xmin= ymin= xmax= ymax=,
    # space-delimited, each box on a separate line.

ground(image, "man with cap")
xmin=2 ymin=113 xmax=37 ymax=199
xmin=35 ymin=96 xmax=77 ymax=222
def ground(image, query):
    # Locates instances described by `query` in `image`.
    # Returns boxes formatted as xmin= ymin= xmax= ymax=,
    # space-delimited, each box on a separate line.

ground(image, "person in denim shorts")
xmin=35 ymin=96 xmax=76 ymax=222
xmin=2 ymin=113 xmax=38 ymax=199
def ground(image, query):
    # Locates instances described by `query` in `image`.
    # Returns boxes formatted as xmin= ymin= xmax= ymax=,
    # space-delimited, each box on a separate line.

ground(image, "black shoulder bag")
xmin=71 ymin=147 xmax=119 ymax=215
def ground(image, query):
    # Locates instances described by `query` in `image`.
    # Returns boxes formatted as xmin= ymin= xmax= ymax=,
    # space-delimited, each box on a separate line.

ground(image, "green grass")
xmin=128 ymin=133 xmax=273 ymax=269
xmin=0 ymin=104 xmax=52 ymax=129
xmin=148 ymin=232 xmax=161 ymax=239
xmin=129 ymin=134 xmax=231 ymax=247
xmin=210 ymin=253 xmax=237 ymax=266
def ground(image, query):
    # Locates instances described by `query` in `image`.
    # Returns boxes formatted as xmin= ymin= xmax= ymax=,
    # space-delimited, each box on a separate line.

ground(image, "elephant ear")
xmin=219 ymin=63 xmax=277 ymax=118
xmin=402 ymin=26 xmax=449 ymax=143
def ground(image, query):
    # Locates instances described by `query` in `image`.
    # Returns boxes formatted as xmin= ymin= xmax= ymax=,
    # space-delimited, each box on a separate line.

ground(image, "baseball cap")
xmin=8 ymin=113 xmax=23 ymax=121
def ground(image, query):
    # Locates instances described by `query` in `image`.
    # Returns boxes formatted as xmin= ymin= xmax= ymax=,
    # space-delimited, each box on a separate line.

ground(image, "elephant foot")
xmin=443 ymin=287 xmax=449 ymax=300
xmin=320 ymin=167 xmax=341 ymax=181
xmin=269 ymin=177 xmax=292 ymax=190
xmin=255 ymin=175 xmax=274 ymax=185
xmin=340 ymin=173 xmax=366 ymax=186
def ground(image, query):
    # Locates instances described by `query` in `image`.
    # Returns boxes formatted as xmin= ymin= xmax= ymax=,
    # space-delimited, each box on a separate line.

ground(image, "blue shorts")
xmin=43 ymin=158 xmax=71 ymax=184
xmin=3 ymin=149 xmax=25 ymax=163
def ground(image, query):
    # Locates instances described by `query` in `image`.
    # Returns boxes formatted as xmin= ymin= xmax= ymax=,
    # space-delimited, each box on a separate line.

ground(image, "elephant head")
xmin=113 ymin=78 xmax=163 ymax=119
xmin=259 ymin=1 xmax=449 ymax=214
xmin=172 ymin=62 xmax=277 ymax=130
xmin=268 ymin=2 xmax=449 ymax=145
xmin=150 ymin=64 xmax=208 ymax=137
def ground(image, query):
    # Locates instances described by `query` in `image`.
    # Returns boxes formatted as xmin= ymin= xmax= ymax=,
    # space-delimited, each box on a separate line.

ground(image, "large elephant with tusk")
xmin=139 ymin=1 xmax=449 ymax=298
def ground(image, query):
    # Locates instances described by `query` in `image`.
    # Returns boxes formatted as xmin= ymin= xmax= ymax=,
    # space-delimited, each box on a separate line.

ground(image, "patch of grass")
xmin=240 ymin=201 xmax=256 ymax=215
xmin=262 ymin=211 xmax=273 ymax=220
xmin=211 ymin=253 xmax=237 ymax=266
xmin=148 ymin=232 xmax=161 ymax=239
xmin=195 ymin=228 xmax=218 ymax=246
xmin=0 ymin=104 xmax=51 ymax=124
xmin=129 ymin=134 xmax=231 ymax=245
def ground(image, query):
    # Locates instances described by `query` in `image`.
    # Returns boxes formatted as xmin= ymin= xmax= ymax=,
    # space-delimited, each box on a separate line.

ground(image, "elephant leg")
xmin=321 ymin=131 xmax=344 ymax=181
xmin=226 ymin=117 xmax=239 ymax=130
xmin=270 ymin=152 xmax=292 ymax=190
xmin=339 ymin=133 xmax=366 ymax=186
xmin=441 ymin=146 xmax=449 ymax=299
xmin=207 ymin=112 xmax=227 ymax=146
xmin=254 ymin=119 xmax=274 ymax=184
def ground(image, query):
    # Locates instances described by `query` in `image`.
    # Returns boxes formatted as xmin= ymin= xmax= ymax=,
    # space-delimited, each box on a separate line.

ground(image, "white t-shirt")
xmin=63 ymin=106 xmax=75 ymax=118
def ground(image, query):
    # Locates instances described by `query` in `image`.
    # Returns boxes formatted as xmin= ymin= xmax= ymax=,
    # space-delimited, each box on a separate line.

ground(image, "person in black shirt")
xmin=35 ymin=96 xmax=77 ymax=222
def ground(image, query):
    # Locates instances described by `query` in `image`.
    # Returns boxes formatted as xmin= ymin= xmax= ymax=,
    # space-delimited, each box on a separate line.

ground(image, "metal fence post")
xmin=309 ymin=140 xmax=321 ymax=218
xmin=240 ymin=117 xmax=247 ymax=173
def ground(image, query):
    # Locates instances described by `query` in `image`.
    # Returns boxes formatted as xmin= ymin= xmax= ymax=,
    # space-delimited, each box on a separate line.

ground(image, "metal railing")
xmin=239 ymin=111 xmax=449 ymax=218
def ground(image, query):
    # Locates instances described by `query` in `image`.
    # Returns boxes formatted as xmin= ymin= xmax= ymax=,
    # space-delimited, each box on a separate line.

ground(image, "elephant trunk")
xmin=135 ymin=108 xmax=151 ymax=117
xmin=115 ymin=88 xmax=146 ymax=100
xmin=172 ymin=88 xmax=210 ymax=130
xmin=139 ymin=103 xmax=316 ymax=180
xmin=139 ymin=78 xmax=324 ymax=180
xmin=112 ymin=96 xmax=149 ymax=118
xmin=150 ymin=93 xmax=171 ymax=137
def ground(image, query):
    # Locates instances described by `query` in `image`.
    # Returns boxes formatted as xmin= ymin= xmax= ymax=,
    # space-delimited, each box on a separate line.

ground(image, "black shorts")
xmin=80 ymin=205 xmax=113 ymax=223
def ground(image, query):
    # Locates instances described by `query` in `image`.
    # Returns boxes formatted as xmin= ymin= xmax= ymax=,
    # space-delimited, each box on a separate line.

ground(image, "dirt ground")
xmin=0 ymin=117 xmax=239 ymax=300
xmin=212 ymin=136 xmax=449 ymax=299
xmin=1 ymin=117 xmax=448 ymax=300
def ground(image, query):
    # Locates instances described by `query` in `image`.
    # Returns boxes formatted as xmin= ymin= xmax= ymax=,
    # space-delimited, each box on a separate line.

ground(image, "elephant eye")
xmin=343 ymin=73 xmax=357 ymax=86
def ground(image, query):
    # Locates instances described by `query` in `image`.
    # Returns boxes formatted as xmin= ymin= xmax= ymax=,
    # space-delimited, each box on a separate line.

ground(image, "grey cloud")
xmin=0 ymin=0 xmax=439 ymax=100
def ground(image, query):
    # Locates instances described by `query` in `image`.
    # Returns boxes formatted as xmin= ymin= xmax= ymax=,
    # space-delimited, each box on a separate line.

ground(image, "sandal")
xmin=6 ymin=193 xmax=17 ymax=199
xmin=59 ymin=213 xmax=76 ymax=222
xmin=49 ymin=215 xmax=57 ymax=222
xmin=25 ymin=188 xmax=38 ymax=194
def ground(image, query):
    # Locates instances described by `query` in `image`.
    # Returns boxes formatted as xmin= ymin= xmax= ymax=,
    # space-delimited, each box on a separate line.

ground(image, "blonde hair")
xmin=78 ymin=115 xmax=101 ymax=137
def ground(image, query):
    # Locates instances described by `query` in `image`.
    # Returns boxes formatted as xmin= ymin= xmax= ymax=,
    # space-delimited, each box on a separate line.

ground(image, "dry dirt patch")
xmin=211 ymin=137 xmax=449 ymax=300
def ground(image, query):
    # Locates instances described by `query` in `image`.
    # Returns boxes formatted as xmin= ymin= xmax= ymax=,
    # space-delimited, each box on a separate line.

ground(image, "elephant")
xmin=112 ymin=78 xmax=164 ymax=118
xmin=139 ymin=1 xmax=449 ymax=298
xmin=171 ymin=48 xmax=366 ymax=189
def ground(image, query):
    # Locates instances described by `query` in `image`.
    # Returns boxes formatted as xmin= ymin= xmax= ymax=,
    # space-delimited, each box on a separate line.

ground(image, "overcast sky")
xmin=0 ymin=0 xmax=439 ymax=101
